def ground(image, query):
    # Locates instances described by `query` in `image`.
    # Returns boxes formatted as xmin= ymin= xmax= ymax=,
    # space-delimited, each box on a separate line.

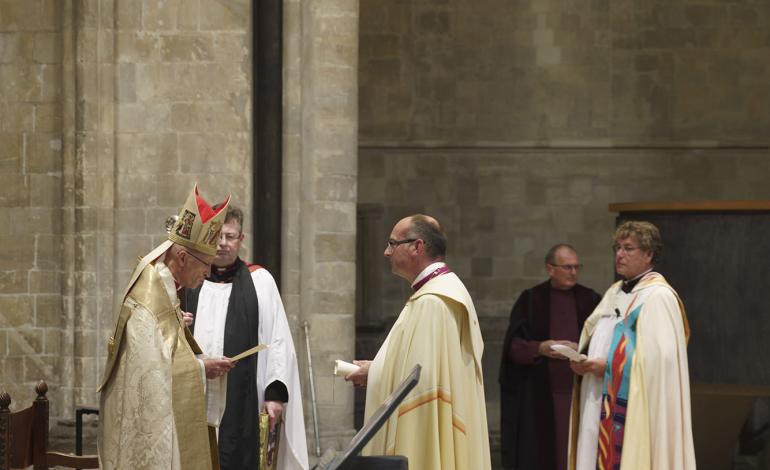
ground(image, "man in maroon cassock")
xmin=499 ymin=244 xmax=601 ymax=470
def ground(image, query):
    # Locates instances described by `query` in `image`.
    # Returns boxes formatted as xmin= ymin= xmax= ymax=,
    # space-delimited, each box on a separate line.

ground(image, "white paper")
xmin=334 ymin=359 xmax=360 ymax=377
xmin=550 ymin=344 xmax=587 ymax=362
xmin=230 ymin=343 xmax=269 ymax=362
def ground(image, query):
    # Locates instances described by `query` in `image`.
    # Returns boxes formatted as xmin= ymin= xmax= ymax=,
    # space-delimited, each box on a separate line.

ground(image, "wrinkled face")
xmin=178 ymin=249 xmax=215 ymax=288
xmin=614 ymin=236 xmax=653 ymax=280
xmin=546 ymin=247 xmax=580 ymax=290
xmin=214 ymin=220 xmax=243 ymax=268
xmin=383 ymin=217 xmax=417 ymax=281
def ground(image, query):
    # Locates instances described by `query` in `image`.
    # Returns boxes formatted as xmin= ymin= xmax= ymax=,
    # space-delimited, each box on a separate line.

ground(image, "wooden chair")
xmin=0 ymin=381 xmax=99 ymax=469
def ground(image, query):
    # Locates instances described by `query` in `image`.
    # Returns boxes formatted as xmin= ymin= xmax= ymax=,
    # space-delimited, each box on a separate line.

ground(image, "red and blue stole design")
xmin=597 ymin=303 xmax=643 ymax=470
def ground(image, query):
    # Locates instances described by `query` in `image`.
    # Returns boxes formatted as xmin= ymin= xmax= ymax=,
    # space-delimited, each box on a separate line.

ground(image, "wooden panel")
xmin=615 ymin=211 xmax=770 ymax=386
xmin=609 ymin=200 xmax=770 ymax=213
xmin=691 ymin=384 xmax=770 ymax=470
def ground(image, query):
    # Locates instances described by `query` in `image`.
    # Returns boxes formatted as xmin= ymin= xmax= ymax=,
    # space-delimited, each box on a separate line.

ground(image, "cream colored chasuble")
xmin=364 ymin=272 xmax=491 ymax=470
xmin=568 ymin=272 xmax=695 ymax=470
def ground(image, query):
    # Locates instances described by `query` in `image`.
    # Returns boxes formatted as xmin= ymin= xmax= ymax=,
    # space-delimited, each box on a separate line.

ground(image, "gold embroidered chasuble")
xmin=363 ymin=272 xmax=491 ymax=470
xmin=98 ymin=260 xmax=218 ymax=470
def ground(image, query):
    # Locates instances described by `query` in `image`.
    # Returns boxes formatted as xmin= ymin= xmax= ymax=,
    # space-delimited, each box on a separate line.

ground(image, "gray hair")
xmin=614 ymin=221 xmax=663 ymax=263
xmin=545 ymin=243 xmax=576 ymax=264
xmin=407 ymin=214 xmax=447 ymax=260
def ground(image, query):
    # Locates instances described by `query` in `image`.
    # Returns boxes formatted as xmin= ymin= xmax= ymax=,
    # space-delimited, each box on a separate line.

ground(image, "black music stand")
xmin=319 ymin=364 xmax=421 ymax=470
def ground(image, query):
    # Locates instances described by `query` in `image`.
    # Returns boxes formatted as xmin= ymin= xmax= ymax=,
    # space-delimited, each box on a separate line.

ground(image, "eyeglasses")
xmin=219 ymin=232 xmax=241 ymax=242
xmin=386 ymin=238 xmax=417 ymax=249
xmin=185 ymin=250 xmax=212 ymax=269
xmin=613 ymin=244 xmax=640 ymax=254
xmin=548 ymin=263 xmax=583 ymax=271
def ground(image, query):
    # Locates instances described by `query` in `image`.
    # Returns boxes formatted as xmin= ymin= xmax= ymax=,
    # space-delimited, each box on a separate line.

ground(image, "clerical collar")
xmin=209 ymin=258 xmax=242 ymax=283
xmin=411 ymin=262 xmax=450 ymax=292
xmin=621 ymin=268 xmax=653 ymax=293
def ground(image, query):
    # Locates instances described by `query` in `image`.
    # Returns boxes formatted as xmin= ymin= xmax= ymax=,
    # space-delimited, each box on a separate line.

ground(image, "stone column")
xmin=283 ymin=0 xmax=360 ymax=455
xmin=60 ymin=0 xmax=117 ymax=413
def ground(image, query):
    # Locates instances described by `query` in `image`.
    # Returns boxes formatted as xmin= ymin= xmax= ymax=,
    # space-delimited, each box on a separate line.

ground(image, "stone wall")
xmin=357 ymin=0 xmax=770 ymax=449
xmin=1 ymin=1 xmax=363 ymax=460
xmin=360 ymin=0 xmax=770 ymax=146
xmin=0 ymin=0 xmax=254 ymax=422
xmin=0 ymin=0 xmax=65 ymax=414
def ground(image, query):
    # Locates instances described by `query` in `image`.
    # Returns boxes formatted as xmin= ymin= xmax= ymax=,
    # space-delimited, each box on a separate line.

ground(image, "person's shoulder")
xmin=246 ymin=262 xmax=273 ymax=280
xmin=247 ymin=263 xmax=279 ymax=288
xmin=246 ymin=262 xmax=264 ymax=273
xmin=530 ymin=280 xmax=551 ymax=294
xmin=513 ymin=280 xmax=548 ymax=305
xmin=412 ymin=291 xmax=454 ymax=310
xmin=415 ymin=273 xmax=474 ymax=305
xmin=644 ymin=281 xmax=678 ymax=302
xmin=411 ymin=294 xmax=465 ymax=326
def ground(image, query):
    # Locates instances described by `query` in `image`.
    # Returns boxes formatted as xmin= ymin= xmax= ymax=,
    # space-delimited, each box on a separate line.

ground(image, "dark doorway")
xmin=252 ymin=0 xmax=283 ymax=284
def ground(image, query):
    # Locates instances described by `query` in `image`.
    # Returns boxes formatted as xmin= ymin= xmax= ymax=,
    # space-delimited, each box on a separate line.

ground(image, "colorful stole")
xmin=597 ymin=303 xmax=643 ymax=470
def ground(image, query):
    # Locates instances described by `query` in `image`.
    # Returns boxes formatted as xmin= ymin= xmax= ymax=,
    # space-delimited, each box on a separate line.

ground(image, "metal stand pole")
xmin=303 ymin=321 xmax=322 ymax=457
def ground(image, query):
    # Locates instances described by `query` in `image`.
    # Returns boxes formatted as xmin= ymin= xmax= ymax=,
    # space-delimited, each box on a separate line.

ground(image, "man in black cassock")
xmin=499 ymin=244 xmax=601 ymax=470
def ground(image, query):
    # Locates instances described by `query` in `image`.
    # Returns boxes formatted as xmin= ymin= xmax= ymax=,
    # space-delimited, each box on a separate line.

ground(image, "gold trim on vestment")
xmin=398 ymin=389 xmax=452 ymax=416
xmin=397 ymin=389 xmax=467 ymax=434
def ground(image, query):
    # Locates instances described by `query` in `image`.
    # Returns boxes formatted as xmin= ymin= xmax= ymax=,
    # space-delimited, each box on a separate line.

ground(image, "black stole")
xmin=184 ymin=259 xmax=260 ymax=470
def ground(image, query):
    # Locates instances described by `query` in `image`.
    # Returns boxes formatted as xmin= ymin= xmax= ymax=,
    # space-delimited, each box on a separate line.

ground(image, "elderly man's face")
xmin=383 ymin=217 xmax=416 ymax=281
xmin=546 ymin=247 xmax=580 ymax=290
xmin=214 ymin=220 xmax=243 ymax=268
xmin=614 ymin=236 xmax=653 ymax=280
xmin=179 ymin=249 xmax=215 ymax=288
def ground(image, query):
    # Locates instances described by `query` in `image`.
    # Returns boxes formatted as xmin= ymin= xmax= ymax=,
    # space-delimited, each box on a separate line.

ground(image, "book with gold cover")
xmin=259 ymin=412 xmax=281 ymax=470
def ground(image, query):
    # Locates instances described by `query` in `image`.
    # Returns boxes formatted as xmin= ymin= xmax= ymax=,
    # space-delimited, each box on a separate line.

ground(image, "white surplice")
xmin=194 ymin=268 xmax=309 ymax=470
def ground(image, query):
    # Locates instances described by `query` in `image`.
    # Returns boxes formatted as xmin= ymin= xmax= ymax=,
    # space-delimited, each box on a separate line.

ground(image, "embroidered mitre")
xmin=168 ymin=184 xmax=230 ymax=256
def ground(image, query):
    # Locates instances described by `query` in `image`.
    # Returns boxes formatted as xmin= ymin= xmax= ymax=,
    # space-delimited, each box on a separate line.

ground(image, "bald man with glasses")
xmin=345 ymin=214 xmax=492 ymax=470
xmin=499 ymin=244 xmax=601 ymax=470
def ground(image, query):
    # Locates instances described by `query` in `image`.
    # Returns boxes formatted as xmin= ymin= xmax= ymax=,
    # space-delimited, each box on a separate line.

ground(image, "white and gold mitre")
xmin=167 ymin=184 xmax=230 ymax=256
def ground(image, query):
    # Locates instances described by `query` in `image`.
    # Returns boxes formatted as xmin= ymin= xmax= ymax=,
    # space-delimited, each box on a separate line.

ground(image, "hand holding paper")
xmin=334 ymin=360 xmax=360 ymax=377
xmin=339 ymin=359 xmax=371 ymax=387
xmin=550 ymin=343 xmax=587 ymax=362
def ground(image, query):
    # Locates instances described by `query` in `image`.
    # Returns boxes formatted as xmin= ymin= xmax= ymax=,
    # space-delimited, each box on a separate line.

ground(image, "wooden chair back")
xmin=0 ymin=381 xmax=99 ymax=470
